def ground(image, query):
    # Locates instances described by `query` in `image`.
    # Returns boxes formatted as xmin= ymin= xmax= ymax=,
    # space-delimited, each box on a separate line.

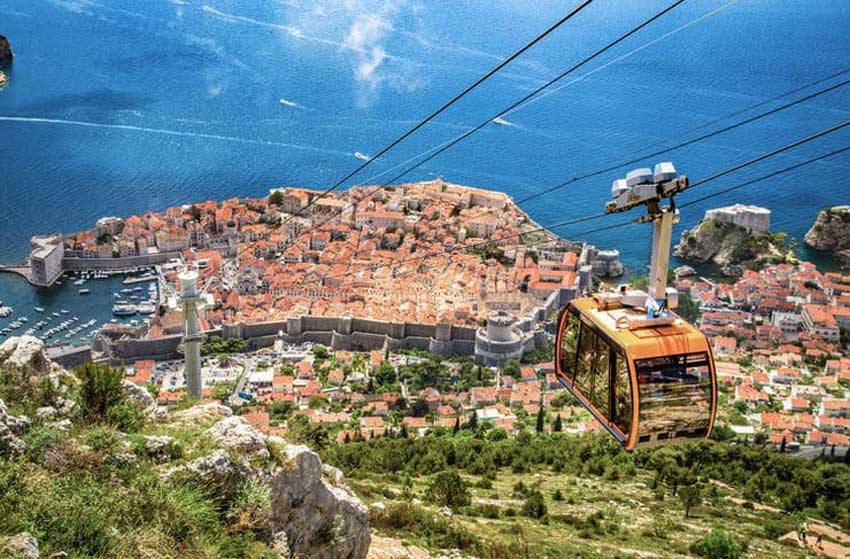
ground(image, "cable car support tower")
xmin=601 ymin=162 xmax=691 ymax=328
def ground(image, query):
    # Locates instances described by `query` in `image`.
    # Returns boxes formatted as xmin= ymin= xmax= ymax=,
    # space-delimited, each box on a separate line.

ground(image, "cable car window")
xmin=634 ymin=352 xmax=712 ymax=438
xmin=591 ymin=334 xmax=610 ymax=418
xmin=558 ymin=311 xmax=581 ymax=378
xmin=614 ymin=351 xmax=632 ymax=435
xmin=573 ymin=322 xmax=596 ymax=397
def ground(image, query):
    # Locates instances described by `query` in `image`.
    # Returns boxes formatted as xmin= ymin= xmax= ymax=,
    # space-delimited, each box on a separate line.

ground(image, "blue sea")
xmin=1 ymin=0 xmax=849 ymax=343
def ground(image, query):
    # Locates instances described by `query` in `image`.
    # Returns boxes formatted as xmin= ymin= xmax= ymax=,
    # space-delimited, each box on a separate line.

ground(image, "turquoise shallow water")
xmin=1 ymin=0 xmax=849 ymax=342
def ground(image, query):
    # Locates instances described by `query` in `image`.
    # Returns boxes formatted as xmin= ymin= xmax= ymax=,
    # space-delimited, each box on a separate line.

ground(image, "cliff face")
xmin=674 ymin=218 xmax=795 ymax=276
xmin=805 ymin=206 xmax=850 ymax=268
xmin=0 ymin=35 xmax=12 ymax=66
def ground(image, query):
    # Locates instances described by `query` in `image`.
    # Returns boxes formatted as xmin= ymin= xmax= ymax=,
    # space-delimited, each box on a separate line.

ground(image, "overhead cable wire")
xmin=277 ymin=0 xmax=691 ymax=242
xmin=367 ymin=0 xmax=689 ymax=191
xmin=298 ymin=74 xmax=850 ymax=249
xmin=515 ymin=76 xmax=850 ymax=204
xmin=315 ymin=119 xmax=850 ymax=282
xmin=570 ymin=143 xmax=850 ymax=238
xmin=300 ymin=45 xmax=849 ymax=242
xmin=279 ymin=0 xmax=597 ymax=227
xmin=503 ymin=0 xmax=740 ymax=118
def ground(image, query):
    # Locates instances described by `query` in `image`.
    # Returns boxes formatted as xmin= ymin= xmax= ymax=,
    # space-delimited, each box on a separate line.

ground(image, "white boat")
xmin=354 ymin=151 xmax=370 ymax=161
xmin=112 ymin=303 xmax=137 ymax=317
xmin=60 ymin=309 xmax=69 ymax=314
xmin=34 ymin=307 xmax=45 ymax=313
xmin=79 ymin=289 xmax=90 ymax=295
xmin=0 ymin=306 xmax=12 ymax=318
xmin=73 ymin=279 xmax=86 ymax=286
xmin=136 ymin=302 xmax=156 ymax=315
xmin=52 ymin=312 xmax=61 ymax=317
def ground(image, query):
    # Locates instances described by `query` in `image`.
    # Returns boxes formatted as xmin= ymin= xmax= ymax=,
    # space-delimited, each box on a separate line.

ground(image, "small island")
xmin=0 ymin=35 xmax=12 ymax=88
xmin=675 ymin=204 xmax=796 ymax=276
xmin=0 ymin=35 xmax=12 ymax=66
xmin=805 ymin=205 xmax=850 ymax=269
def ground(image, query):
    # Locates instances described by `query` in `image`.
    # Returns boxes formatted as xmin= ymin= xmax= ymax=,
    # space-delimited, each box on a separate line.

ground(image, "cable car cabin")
xmin=555 ymin=296 xmax=717 ymax=450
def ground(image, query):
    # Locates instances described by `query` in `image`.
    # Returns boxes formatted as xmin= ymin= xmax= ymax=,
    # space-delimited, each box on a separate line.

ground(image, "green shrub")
xmin=76 ymin=362 xmax=126 ymax=425
xmin=475 ymin=477 xmax=493 ymax=489
xmin=23 ymin=425 xmax=63 ymax=462
xmin=372 ymin=502 xmax=478 ymax=551
xmin=690 ymin=528 xmax=745 ymax=559
xmin=84 ymin=426 xmax=121 ymax=452
xmin=106 ymin=401 xmax=146 ymax=433
xmin=521 ymin=490 xmax=547 ymax=519
xmin=763 ymin=519 xmax=788 ymax=540
xmin=426 ymin=470 xmax=470 ymax=508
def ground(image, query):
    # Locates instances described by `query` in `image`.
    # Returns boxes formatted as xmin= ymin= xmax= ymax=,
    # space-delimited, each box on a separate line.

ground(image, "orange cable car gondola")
xmin=554 ymin=163 xmax=717 ymax=449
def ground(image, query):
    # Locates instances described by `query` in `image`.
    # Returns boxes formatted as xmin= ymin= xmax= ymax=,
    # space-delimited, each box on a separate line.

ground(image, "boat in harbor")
xmin=112 ymin=303 xmax=137 ymax=316
xmin=0 ymin=306 xmax=12 ymax=318
xmin=79 ymin=289 xmax=90 ymax=295
xmin=34 ymin=307 xmax=45 ymax=313
xmin=136 ymin=301 xmax=156 ymax=315
xmin=123 ymin=273 xmax=156 ymax=285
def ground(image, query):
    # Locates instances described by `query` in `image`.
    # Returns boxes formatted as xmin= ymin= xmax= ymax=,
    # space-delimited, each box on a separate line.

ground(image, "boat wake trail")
xmin=0 ymin=115 xmax=347 ymax=156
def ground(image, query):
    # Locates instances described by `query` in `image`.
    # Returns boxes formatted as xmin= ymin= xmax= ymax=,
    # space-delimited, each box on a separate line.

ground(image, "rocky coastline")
xmin=805 ymin=206 xmax=850 ymax=269
xmin=0 ymin=35 xmax=12 ymax=65
xmin=674 ymin=217 xmax=796 ymax=276
xmin=0 ymin=35 xmax=12 ymax=88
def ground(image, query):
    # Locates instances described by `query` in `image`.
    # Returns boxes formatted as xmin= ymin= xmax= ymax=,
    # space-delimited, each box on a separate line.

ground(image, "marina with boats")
xmin=0 ymin=265 xmax=164 ymax=347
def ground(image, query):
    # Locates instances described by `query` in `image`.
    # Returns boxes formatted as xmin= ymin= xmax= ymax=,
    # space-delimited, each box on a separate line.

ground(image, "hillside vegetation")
xmin=323 ymin=432 xmax=850 ymax=559
xmin=0 ymin=358 xmax=369 ymax=559
xmin=2 ymin=355 xmax=850 ymax=559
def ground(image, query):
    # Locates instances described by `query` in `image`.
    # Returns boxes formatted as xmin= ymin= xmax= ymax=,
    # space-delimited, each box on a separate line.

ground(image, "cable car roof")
xmin=570 ymin=297 xmax=710 ymax=360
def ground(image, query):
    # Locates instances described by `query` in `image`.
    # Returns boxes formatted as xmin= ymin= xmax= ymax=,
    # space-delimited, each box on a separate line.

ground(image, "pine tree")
xmin=343 ymin=432 xmax=351 ymax=444
xmin=831 ymin=444 xmax=836 ymax=457
xmin=844 ymin=447 xmax=850 ymax=465
xmin=780 ymin=437 xmax=787 ymax=453
xmin=453 ymin=415 xmax=460 ymax=435
xmin=553 ymin=414 xmax=563 ymax=433
xmin=367 ymin=377 xmax=375 ymax=394
xmin=536 ymin=405 xmax=545 ymax=433
xmin=468 ymin=411 xmax=478 ymax=430
xmin=400 ymin=423 xmax=409 ymax=438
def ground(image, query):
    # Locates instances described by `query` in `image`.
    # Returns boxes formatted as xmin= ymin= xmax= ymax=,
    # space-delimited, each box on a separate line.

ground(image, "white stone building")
xmin=705 ymin=204 xmax=771 ymax=233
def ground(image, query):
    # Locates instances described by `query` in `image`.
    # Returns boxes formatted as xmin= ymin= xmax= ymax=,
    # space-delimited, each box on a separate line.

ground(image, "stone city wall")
xmin=61 ymin=252 xmax=182 ymax=271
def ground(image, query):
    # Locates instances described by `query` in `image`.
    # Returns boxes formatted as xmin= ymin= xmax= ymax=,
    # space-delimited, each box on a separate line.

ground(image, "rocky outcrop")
xmin=0 ymin=36 xmax=12 ymax=66
xmin=0 ymin=336 xmax=50 ymax=373
xmin=0 ymin=533 xmax=39 ymax=559
xmin=0 ymin=399 xmax=30 ymax=457
xmin=271 ymin=444 xmax=370 ymax=559
xmin=207 ymin=416 xmax=270 ymax=460
xmin=805 ymin=206 xmax=850 ymax=268
xmin=143 ymin=435 xmax=178 ymax=462
xmin=122 ymin=379 xmax=156 ymax=409
xmin=161 ymin=409 xmax=370 ymax=559
xmin=167 ymin=402 xmax=232 ymax=425
xmin=675 ymin=218 xmax=795 ymax=276
xmin=174 ymin=449 xmax=252 ymax=498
